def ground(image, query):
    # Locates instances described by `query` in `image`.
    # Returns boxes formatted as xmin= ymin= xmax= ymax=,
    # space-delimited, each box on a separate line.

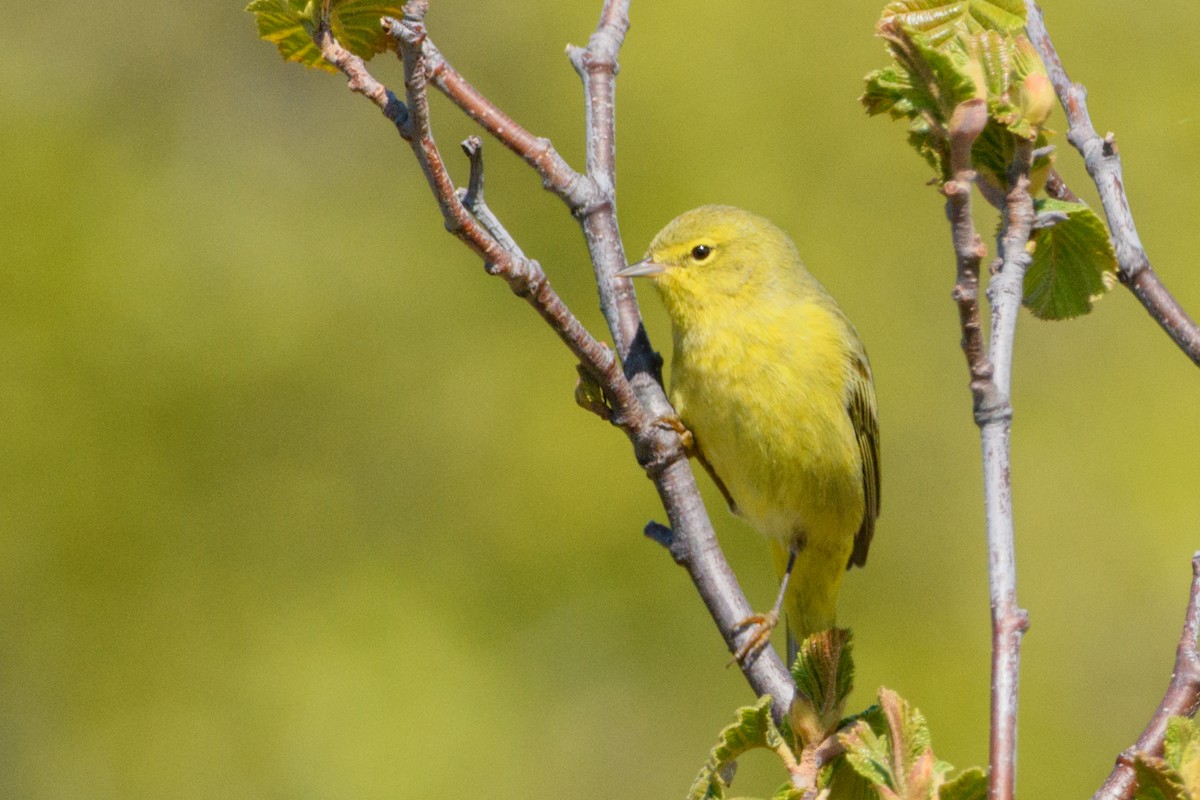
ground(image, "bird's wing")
xmin=694 ymin=441 xmax=739 ymax=515
xmin=846 ymin=350 xmax=880 ymax=569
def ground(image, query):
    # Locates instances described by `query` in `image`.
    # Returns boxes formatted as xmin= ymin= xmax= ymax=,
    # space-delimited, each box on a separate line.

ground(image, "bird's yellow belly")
xmin=670 ymin=317 xmax=865 ymax=637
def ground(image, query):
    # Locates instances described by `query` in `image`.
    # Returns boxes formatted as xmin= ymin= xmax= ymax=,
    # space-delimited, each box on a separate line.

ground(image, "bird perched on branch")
xmin=619 ymin=205 xmax=880 ymax=663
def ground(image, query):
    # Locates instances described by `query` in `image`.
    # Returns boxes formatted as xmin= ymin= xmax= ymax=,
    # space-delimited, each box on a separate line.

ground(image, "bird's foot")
xmin=730 ymin=609 xmax=780 ymax=666
xmin=653 ymin=414 xmax=696 ymax=457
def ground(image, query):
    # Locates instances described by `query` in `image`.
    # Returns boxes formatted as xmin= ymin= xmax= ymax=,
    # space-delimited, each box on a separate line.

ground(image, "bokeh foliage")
xmin=2 ymin=1 xmax=1199 ymax=798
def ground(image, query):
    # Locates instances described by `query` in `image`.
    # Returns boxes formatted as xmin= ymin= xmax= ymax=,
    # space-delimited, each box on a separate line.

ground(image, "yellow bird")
xmin=619 ymin=206 xmax=880 ymax=662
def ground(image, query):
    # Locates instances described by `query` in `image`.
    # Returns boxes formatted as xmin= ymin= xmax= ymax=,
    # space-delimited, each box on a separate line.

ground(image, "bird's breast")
xmin=670 ymin=302 xmax=864 ymax=546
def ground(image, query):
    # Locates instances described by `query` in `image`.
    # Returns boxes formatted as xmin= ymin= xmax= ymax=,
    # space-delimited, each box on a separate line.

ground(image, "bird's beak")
xmin=615 ymin=258 xmax=666 ymax=278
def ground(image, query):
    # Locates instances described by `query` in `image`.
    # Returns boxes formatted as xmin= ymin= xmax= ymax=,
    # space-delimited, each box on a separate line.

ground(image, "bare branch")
xmin=318 ymin=4 xmax=641 ymax=437
xmin=457 ymin=137 xmax=527 ymax=259
xmin=315 ymin=17 xmax=410 ymax=135
xmin=943 ymin=100 xmax=997 ymax=416
xmin=979 ymin=136 xmax=1036 ymax=800
xmin=561 ymin=0 xmax=800 ymax=718
xmin=318 ymin=1 xmax=801 ymax=723
xmin=1092 ymin=553 xmax=1200 ymax=800
xmin=942 ymin=96 xmax=1032 ymax=800
xmin=380 ymin=14 xmax=595 ymax=212
xmin=1024 ymin=1 xmax=1200 ymax=367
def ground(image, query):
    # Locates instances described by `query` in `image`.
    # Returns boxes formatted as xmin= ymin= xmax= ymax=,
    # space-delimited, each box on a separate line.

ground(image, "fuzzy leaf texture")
xmin=880 ymin=0 xmax=1025 ymax=46
xmin=865 ymin=25 xmax=981 ymax=179
xmin=1133 ymin=756 xmax=1191 ymax=800
xmin=839 ymin=689 xmax=956 ymax=800
xmin=970 ymin=123 xmax=1053 ymax=199
xmin=937 ymin=768 xmax=987 ymax=800
xmin=823 ymin=745 xmax=883 ymax=800
xmin=687 ymin=696 xmax=786 ymax=800
xmin=791 ymin=628 xmax=855 ymax=736
xmin=247 ymin=0 xmax=405 ymax=73
xmin=1166 ymin=716 xmax=1200 ymax=795
xmin=1023 ymin=199 xmax=1118 ymax=320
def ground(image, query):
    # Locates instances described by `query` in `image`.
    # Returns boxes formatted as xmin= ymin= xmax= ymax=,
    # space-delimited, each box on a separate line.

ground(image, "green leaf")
xmin=881 ymin=0 xmax=1026 ymax=46
xmin=791 ymin=628 xmax=855 ymax=737
xmin=770 ymin=782 xmax=807 ymax=800
xmin=938 ymin=768 xmax=987 ymax=800
xmin=839 ymin=690 xmax=952 ymax=800
xmin=970 ymin=122 xmax=1054 ymax=199
xmin=862 ymin=66 xmax=917 ymax=119
xmin=247 ymin=0 xmax=405 ymax=72
xmin=1165 ymin=717 xmax=1200 ymax=795
xmin=824 ymin=750 xmax=883 ymax=800
xmin=1134 ymin=756 xmax=1191 ymax=800
xmin=688 ymin=697 xmax=787 ymax=800
xmin=878 ymin=23 xmax=982 ymax=122
xmin=1023 ymin=199 xmax=1118 ymax=320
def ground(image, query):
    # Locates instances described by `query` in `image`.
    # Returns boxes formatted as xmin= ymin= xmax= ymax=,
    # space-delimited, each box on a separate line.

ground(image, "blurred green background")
xmin=3 ymin=1 xmax=1198 ymax=797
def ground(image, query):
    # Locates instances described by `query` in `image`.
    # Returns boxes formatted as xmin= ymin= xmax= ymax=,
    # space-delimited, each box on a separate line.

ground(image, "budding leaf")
xmin=688 ymin=696 xmax=787 ymax=800
xmin=1165 ymin=716 xmax=1200 ymax=795
xmin=1023 ymin=199 xmax=1118 ymax=320
xmin=248 ymin=0 xmax=405 ymax=73
xmin=791 ymin=628 xmax=855 ymax=738
xmin=880 ymin=0 xmax=1026 ymax=46
xmin=840 ymin=689 xmax=954 ymax=800
xmin=938 ymin=768 xmax=987 ymax=800
xmin=1133 ymin=756 xmax=1190 ymax=800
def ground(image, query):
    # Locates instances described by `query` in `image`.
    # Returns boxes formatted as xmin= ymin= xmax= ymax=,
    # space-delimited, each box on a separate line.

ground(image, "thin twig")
xmin=323 ymin=1 xmax=800 ymax=722
xmin=942 ymin=96 xmax=1031 ymax=800
xmin=457 ymin=136 xmax=526 ymax=259
xmin=1024 ymin=1 xmax=1200 ymax=367
xmin=316 ymin=5 xmax=637 ymax=432
xmin=313 ymin=18 xmax=410 ymax=135
xmin=979 ymin=136 xmax=1035 ymax=800
xmin=943 ymin=99 xmax=996 ymax=414
xmin=1092 ymin=553 xmax=1200 ymax=800
xmin=381 ymin=15 xmax=595 ymax=212
xmin=561 ymin=0 xmax=799 ymax=719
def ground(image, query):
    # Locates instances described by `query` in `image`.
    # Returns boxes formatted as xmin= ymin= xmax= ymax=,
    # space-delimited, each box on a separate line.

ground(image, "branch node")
xmin=643 ymin=521 xmax=681 ymax=558
xmin=1102 ymin=132 xmax=1117 ymax=157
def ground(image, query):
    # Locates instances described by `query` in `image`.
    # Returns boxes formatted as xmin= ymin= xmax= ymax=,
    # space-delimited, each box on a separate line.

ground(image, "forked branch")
xmin=316 ymin=0 xmax=800 ymax=725
xmin=942 ymin=97 xmax=1032 ymax=800
xmin=1093 ymin=554 xmax=1200 ymax=800
xmin=1024 ymin=0 xmax=1200 ymax=367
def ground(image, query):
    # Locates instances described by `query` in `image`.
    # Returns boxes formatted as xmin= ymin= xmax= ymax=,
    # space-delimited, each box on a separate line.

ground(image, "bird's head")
xmin=617 ymin=205 xmax=802 ymax=318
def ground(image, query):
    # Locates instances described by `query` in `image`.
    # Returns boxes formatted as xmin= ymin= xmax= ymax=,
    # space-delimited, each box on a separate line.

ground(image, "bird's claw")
xmin=729 ymin=609 xmax=780 ymax=666
xmin=653 ymin=414 xmax=696 ymax=456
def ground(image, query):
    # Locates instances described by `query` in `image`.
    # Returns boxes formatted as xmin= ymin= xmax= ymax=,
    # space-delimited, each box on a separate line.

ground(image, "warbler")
xmin=619 ymin=206 xmax=880 ymax=662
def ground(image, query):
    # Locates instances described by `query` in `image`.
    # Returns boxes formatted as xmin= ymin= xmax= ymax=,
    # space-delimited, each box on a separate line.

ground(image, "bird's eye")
xmin=691 ymin=244 xmax=713 ymax=261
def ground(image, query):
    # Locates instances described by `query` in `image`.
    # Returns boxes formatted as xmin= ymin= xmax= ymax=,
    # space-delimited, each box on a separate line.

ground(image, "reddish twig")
xmin=316 ymin=5 xmax=635 ymax=430
xmin=380 ymin=14 xmax=595 ymax=212
xmin=317 ymin=0 xmax=799 ymax=723
xmin=1092 ymin=554 xmax=1200 ymax=800
xmin=942 ymin=96 xmax=1032 ymax=800
xmin=944 ymin=99 xmax=995 ymax=414
xmin=1024 ymin=1 xmax=1200 ymax=367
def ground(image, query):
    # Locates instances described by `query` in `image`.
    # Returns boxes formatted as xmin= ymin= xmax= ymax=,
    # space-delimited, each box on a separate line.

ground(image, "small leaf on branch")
xmin=880 ymin=0 xmax=1025 ymax=45
xmin=1022 ymin=199 xmax=1118 ymax=320
xmin=839 ymin=689 xmax=956 ymax=800
xmin=1165 ymin=716 xmax=1200 ymax=795
xmin=687 ymin=696 xmax=788 ymax=800
xmin=937 ymin=767 xmax=987 ymax=800
xmin=1133 ymin=755 xmax=1191 ymax=800
xmin=790 ymin=628 xmax=855 ymax=738
xmin=864 ymin=2 xmax=1054 ymax=184
xmin=247 ymin=0 xmax=406 ymax=72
